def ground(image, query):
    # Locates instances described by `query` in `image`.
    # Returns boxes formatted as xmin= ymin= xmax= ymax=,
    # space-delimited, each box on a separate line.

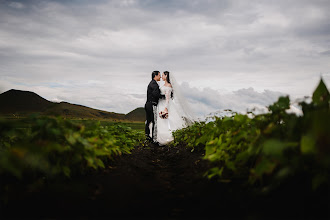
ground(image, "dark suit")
xmin=145 ymin=79 xmax=165 ymax=141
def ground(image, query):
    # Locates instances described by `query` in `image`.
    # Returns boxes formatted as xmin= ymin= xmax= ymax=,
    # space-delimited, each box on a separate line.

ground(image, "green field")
xmin=70 ymin=119 xmax=145 ymax=131
xmin=0 ymin=115 xmax=145 ymax=180
xmin=0 ymin=116 xmax=145 ymax=131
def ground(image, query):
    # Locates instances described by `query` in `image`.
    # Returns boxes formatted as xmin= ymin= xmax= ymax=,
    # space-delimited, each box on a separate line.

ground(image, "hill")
xmin=0 ymin=89 xmax=145 ymax=121
xmin=0 ymin=89 xmax=54 ymax=113
xmin=42 ymin=101 xmax=126 ymax=120
xmin=125 ymin=107 xmax=145 ymax=122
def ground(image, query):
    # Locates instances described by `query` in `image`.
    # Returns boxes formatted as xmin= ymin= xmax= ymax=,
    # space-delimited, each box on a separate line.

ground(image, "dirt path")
xmin=2 ymin=144 xmax=328 ymax=219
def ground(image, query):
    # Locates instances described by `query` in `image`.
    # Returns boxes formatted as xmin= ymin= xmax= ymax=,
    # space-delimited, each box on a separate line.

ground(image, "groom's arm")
xmin=151 ymin=82 xmax=165 ymax=100
xmin=151 ymin=83 xmax=160 ymax=99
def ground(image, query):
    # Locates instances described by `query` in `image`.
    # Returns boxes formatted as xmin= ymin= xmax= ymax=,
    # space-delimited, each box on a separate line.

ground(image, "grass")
xmin=71 ymin=119 xmax=145 ymax=131
xmin=0 ymin=115 xmax=145 ymax=131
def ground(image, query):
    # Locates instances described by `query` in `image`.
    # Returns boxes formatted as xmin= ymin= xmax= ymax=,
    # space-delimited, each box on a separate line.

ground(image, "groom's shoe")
xmin=152 ymin=141 xmax=161 ymax=146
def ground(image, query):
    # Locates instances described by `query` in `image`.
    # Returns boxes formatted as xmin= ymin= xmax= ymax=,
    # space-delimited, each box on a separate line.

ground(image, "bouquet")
xmin=159 ymin=111 xmax=168 ymax=119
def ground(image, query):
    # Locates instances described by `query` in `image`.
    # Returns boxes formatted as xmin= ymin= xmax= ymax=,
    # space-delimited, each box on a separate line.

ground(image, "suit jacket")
xmin=146 ymin=79 xmax=165 ymax=105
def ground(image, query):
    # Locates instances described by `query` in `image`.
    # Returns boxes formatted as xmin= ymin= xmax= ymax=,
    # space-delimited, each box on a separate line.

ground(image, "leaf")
xmin=205 ymin=140 xmax=217 ymax=155
xmin=262 ymin=139 xmax=286 ymax=157
xmin=84 ymin=156 xmax=97 ymax=169
xmin=300 ymin=134 xmax=316 ymax=154
xmin=236 ymin=151 xmax=250 ymax=163
xmin=65 ymin=133 xmax=76 ymax=145
xmin=234 ymin=114 xmax=247 ymax=123
xmin=275 ymin=167 xmax=292 ymax=180
xmin=95 ymin=159 xmax=105 ymax=169
xmin=312 ymin=173 xmax=328 ymax=190
xmin=254 ymin=158 xmax=276 ymax=177
xmin=312 ymin=78 xmax=330 ymax=106
xmin=205 ymin=167 xmax=224 ymax=179
xmin=62 ymin=166 xmax=71 ymax=177
xmin=268 ymin=96 xmax=290 ymax=113
xmin=226 ymin=160 xmax=236 ymax=171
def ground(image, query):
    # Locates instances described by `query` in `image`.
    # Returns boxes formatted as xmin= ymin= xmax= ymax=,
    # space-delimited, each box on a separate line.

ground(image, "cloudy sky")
xmin=0 ymin=0 xmax=329 ymax=117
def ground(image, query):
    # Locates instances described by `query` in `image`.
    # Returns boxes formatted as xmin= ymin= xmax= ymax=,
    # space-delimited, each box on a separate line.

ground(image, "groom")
xmin=145 ymin=70 xmax=165 ymax=144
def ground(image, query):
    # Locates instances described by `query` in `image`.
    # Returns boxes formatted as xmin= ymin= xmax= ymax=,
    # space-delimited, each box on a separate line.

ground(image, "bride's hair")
xmin=163 ymin=71 xmax=173 ymax=98
xmin=163 ymin=71 xmax=170 ymax=83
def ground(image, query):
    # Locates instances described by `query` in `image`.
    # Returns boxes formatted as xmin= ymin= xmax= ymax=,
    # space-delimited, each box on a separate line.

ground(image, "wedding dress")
xmin=156 ymin=75 xmax=196 ymax=145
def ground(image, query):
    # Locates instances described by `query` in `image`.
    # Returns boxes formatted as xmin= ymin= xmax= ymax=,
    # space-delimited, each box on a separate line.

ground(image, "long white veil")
xmin=169 ymin=73 xmax=197 ymax=126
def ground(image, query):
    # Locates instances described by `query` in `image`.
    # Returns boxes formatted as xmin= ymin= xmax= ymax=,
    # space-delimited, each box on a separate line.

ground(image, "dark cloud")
xmin=0 ymin=0 xmax=329 ymax=114
xmin=137 ymin=0 xmax=231 ymax=16
xmin=320 ymin=50 xmax=330 ymax=56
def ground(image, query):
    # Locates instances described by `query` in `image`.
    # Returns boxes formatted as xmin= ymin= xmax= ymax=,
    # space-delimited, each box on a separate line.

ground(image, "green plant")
xmin=173 ymin=78 xmax=330 ymax=191
xmin=0 ymin=116 xmax=144 ymax=179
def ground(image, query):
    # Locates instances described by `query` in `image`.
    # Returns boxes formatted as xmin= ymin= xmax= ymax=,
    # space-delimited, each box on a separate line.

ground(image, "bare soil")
xmin=2 ymin=144 xmax=329 ymax=219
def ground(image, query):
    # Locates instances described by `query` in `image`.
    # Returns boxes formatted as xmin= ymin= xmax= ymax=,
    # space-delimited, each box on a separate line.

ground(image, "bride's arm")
xmin=164 ymin=89 xmax=170 ymax=113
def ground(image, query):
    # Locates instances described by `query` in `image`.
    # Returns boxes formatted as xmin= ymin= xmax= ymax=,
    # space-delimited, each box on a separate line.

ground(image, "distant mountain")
xmin=0 ymin=89 xmax=145 ymax=122
xmin=0 ymin=89 xmax=55 ymax=113
xmin=42 ymin=101 xmax=126 ymax=120
xmin=125 ymin=107 xmax=145 ymax=122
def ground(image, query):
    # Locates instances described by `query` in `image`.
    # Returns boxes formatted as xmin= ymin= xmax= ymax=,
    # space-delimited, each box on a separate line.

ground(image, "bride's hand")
xmin=164 ymin=108 xmax=168 ymax=113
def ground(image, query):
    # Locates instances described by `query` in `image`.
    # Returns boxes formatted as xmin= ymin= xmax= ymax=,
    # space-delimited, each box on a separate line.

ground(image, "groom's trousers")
xmin=145 ymin=101 xmax=157 ymax=141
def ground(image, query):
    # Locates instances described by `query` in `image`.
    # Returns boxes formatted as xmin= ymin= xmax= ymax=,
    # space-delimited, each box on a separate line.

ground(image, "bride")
xmin=156 ymin=71 xmax=196 ymax=146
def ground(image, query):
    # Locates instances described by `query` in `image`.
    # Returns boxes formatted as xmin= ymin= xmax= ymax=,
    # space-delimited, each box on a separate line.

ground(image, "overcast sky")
xmin=0 ymin=0 xmax=329 ymax=117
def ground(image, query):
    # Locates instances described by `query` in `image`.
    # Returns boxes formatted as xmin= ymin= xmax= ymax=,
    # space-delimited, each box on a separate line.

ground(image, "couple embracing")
xmin=145 ymin=71 xmax=195 ymax=146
